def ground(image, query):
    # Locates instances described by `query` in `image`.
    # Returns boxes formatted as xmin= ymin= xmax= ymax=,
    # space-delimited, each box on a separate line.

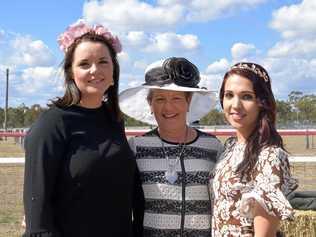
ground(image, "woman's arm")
xmin=132 ymin=166 xmax=145 ymax=237
xmin=23 ymin=110 xmax=66 ymax=237
xmin=253 ymin=201 xmax=279 ymax=237
xmin=241 ymin=147 xmax=297 ymax=237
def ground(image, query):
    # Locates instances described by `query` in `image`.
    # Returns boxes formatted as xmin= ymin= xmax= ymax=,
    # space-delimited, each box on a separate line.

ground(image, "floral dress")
xmin=210 ymin=138 xmax=298 ymax=237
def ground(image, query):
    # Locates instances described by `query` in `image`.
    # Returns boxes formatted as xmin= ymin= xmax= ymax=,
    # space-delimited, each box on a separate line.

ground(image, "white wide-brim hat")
xmin=119 ymin=57 xmax=217 ymax=125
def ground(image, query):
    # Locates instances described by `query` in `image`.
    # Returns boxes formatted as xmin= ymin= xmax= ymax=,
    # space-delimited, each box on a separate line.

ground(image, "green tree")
xmin=276 ymin=100 xmax=292 ymax=125
xmin=296 ymin=94 xmax=316 ymax=123
xmin=288 ymin=91 xmax=303 ymax=106
xmin=200 ymin=109 xmax=225 ymax=125
xmin=123 ymin=113 xmax=149 ymax=127
xmin=24 ymin=104 xmax=47 ymax=127
xmin=7 ymin=107 xmax=24 ymax=128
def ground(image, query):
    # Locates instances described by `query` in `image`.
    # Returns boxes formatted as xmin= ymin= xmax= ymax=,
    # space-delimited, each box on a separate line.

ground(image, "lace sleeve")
xmin=240 ymin=147 xmax=298 ymax=220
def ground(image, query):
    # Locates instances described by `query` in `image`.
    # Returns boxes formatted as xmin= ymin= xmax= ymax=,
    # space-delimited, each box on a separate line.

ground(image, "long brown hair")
xmin=51 ymin=32 xmax=122 ymax=121
xmin=219 ymin=62 xmax=284 ymax=177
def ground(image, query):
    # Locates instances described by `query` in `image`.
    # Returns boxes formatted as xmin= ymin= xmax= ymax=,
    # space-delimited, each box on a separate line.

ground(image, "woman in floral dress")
xmin=211 ymin=62 xmax=298 ymax=237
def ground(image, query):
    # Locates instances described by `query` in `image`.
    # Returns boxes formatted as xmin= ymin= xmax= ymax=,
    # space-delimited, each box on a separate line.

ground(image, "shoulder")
xmin=26 ymin=106 xmax=70 ymax=139
xmin=194 ymin=129 xmax=224 ymax=160
xmin=29 ymin=106 xmax=65 ymax=129
xmin=196 ymin=129 xmax=223 ymax=146
xmin=257 ymin=146 xmax=289 ymax=167
xmin=260 ymin=146 xmax=287 ymax=158
xmin=128 ymin=128 xmax=159 ymax=150
xmin=142 ymin=128 xmax=158 ymax=137
xmin=219 ymin=136 xmax=236 ymax=155
xmin=224 ymin=136 xmax=237 ymax=148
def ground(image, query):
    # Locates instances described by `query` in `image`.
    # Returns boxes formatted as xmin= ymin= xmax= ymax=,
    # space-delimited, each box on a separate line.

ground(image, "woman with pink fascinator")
xmin=22 ymin=20 xmax=143 ymax=237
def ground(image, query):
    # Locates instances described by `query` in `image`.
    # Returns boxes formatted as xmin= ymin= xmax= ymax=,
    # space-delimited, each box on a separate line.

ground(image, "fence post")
xmin=305 ymin=129 xmax=310 ymax=149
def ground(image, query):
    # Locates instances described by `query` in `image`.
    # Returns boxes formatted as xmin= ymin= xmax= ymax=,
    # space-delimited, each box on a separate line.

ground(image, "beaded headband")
xmin=57 ymin=19 xmax=122 ymax=53
xmin=231 ymin=63 xmax=269 ymax=82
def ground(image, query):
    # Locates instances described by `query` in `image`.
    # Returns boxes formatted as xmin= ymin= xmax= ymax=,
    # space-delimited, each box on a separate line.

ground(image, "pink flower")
xmin=57 ymin=19 xmax=122 ymax=53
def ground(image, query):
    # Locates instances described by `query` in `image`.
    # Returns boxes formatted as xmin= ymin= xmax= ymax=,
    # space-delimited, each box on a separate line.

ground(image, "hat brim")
xmin=119 ymin=84 xmax=217 ymax=125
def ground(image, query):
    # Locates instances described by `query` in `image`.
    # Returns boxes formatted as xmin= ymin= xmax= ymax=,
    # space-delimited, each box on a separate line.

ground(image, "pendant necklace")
xmin=160 ymin=127 xmax=189 ymax=184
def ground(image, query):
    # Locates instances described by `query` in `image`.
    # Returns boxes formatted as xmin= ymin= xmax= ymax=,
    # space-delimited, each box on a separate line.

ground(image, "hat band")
xmin=143 ymin=78 xmax=199 ymax=88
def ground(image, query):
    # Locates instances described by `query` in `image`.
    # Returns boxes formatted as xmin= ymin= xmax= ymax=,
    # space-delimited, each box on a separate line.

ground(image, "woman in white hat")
xmin=120 ymin=57 xmax=223 ymax=237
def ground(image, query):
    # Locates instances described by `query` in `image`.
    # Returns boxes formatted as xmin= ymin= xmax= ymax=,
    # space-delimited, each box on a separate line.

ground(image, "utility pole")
xmin=4 ymin=68 xmax=9 ymax=134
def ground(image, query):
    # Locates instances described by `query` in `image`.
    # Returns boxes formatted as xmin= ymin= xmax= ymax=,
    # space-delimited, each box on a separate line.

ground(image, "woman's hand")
xmin=21 ymin=215 xmax=26 ymax=228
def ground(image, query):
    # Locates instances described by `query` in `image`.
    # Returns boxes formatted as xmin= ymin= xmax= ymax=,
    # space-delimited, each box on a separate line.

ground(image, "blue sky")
xmin=0 ymin=0 xmax=315 ymax=107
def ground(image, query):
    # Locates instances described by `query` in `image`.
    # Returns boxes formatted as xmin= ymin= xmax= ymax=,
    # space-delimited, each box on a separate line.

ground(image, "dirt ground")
xmin=0 ymin=135 xmax=315 ymax=236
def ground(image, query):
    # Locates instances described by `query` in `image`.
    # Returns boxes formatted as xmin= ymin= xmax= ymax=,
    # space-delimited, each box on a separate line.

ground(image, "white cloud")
xmin=144 ymin=59 xmax=165 ymax=73
xmin=126 ymin=31 xmax=148 ymax=46
xmin=133 ymin=60 xmax=148 ymax=71
xmin=117 ymin=51 xmax=130 ymax=63
xmin=82 ymin=0 xmax=267 ymax=32
xmin=268 ymin=39 xmax=316 ymax=59
xmin=186 ymin=0 xmax=267 ymax=22
xmin=199 ymin=74 xmax=222 ymax=93
xmin=119 ymin=72 xmax=144 ymax=89
xmin=157 ymin=0 xmax=184 ymax=5
xmin=145 ymin=32 xmax=199 ymax=52
xmin=231 ymin=42 xmax=256 ymax=61
xmin=264 ymin=0 xmax=316 ymax=98
xmin=123 ymin=31 xmax=200 ymax=53
xmin=83 ymin=0 xmax=184 ymax=32
xmin=17 ymin=67 xmax=60 ymax=94
xmin=127 ymin=79 xmax=142 ymax=88
xmin=0 ymin=30 xmax=4 ymax=39
xmin=262 ymin=57 xmax=316 ymax=99
xmin=9 ymin=36 xmax=55 ymax=67
xmin=2 ymin=66 xmax=63 ymax=106
xmin=205 ymin=58 xmax=230 ymax=74
xmin=268 ymin=0 xmax=316 ymax=60
xmin=270 ymin=0 xmax=316 ymax=39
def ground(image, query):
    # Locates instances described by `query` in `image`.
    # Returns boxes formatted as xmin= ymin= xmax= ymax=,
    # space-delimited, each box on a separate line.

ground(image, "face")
xmin=223 ymin=74 xmax=261 ymax=140
xmin=72 ymin=41 xmax=114 ymax=107
xmin=149 ymin=89 xmax=191 ymax=131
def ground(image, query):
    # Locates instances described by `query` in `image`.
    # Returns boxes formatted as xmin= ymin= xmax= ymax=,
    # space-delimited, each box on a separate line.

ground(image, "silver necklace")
xmin=160 ymin=127 xmax=188 ymax=184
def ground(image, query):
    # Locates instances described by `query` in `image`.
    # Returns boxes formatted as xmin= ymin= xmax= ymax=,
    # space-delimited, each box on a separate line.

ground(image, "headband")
xmin=231 ymin=63 xmax=269 ymax=82
xmin=57 ymin=19 xmax=122 ymax=53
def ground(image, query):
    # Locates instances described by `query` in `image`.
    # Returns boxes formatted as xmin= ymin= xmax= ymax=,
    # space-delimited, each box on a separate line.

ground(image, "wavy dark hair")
xmin=50 ymin=32 xmax=122 ymax=121
xmin=219 ymin=62 xmax=284 ymax=177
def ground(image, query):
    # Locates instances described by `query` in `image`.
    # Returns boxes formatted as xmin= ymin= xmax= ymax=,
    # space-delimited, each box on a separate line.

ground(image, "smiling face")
xmin=72 ymin=41 xmax=114 ymax=108
xmin=223 ymin=74 xmax=261 ymax=141
xmin=148 ymin=89 xmax=191 ymax=132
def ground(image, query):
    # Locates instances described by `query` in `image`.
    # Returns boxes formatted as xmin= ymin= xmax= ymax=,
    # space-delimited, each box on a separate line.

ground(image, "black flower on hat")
xmin=144 ymin=57 xmax=200 ymax=88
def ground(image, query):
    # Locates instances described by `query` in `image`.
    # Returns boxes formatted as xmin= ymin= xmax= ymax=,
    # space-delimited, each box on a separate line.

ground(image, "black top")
xmin=23 ymin=103 xmax=144 ymax=237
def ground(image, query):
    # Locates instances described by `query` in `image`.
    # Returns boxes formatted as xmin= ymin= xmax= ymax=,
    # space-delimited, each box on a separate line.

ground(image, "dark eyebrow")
xmin=241 ymin=91 xmax=255 ymax=94
xmin=99 ymin=56 xmax=110 ymax=60
xmin=77 ymin=59 xmax=89 ymax=63
xmin=224 ymin=90 xmax=255 ymax=94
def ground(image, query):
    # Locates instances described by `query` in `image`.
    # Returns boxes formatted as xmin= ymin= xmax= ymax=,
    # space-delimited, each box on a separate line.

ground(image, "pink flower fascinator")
xmin=57 ymin=19 xmax=122 ymax=53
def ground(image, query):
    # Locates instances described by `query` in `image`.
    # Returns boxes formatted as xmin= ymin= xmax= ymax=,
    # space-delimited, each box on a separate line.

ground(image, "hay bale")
xmin=280 ymin=210 xmax=316 ymax=237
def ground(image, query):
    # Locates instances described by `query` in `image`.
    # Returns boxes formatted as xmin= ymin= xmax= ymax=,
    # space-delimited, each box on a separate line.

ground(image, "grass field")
xmin=0 ymin=165 xmax=24 ymax=237
xmin=0 ymin=135 xmax=316 ymax=236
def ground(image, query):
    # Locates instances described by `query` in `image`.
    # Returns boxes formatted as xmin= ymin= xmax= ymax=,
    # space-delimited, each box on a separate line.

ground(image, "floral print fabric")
xmin=211 ymin=138 xmax=298 ymax=236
